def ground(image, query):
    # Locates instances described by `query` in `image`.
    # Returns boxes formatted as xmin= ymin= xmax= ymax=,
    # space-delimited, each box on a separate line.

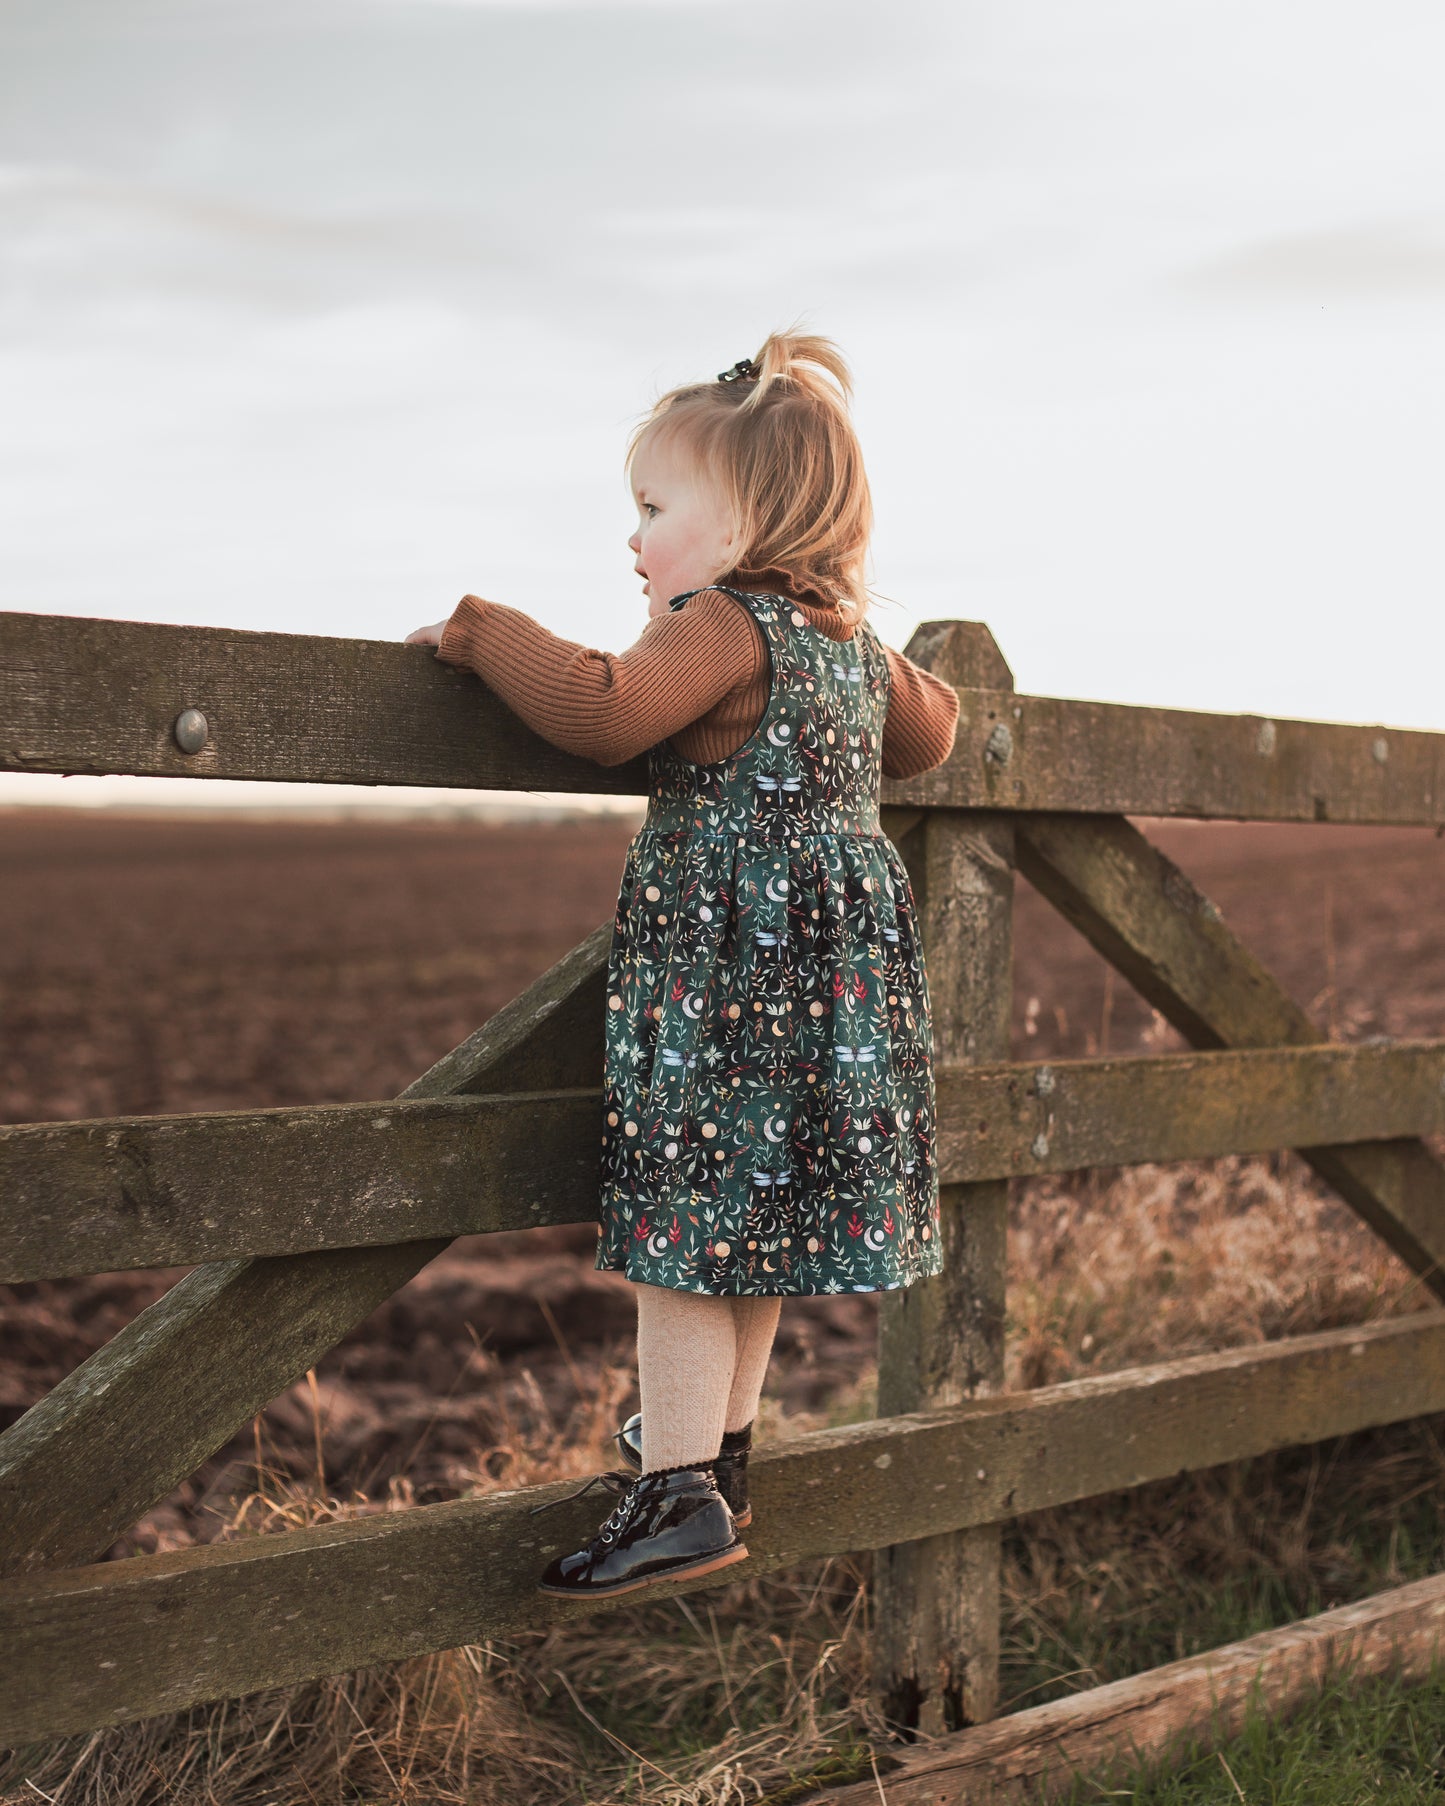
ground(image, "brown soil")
xmin=2 ymin=808 xmax=1441 ymax=1557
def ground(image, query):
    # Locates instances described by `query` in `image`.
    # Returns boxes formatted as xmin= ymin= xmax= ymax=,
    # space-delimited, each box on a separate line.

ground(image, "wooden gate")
xmin=3 ymin=610 xmax=1444 ymax=1780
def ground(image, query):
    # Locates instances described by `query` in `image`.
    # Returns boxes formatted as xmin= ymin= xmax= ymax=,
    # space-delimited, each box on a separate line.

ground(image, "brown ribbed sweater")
xmin=434 ymin=577 xmax=960 ymax=778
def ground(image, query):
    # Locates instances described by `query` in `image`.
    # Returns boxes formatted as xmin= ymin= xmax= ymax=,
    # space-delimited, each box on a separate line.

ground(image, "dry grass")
xmin=1 ymin=1374 xmax=891 ymax=1806
xmin=1006 ymin=1149 xmax=1430 ymax=1394
xmin=997 ymin=1150 xmax=1445 ymax=1710
xmin=0 ymin=1568 xmax=887 ymax=1806
xmin=5 ymin=1153 xmax=1445 ymax=1806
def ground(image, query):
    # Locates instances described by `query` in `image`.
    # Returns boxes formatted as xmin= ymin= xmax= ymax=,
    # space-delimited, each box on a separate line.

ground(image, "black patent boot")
xmin=532 ymin=1463 xmax=747 ymax=1598
xmin=613 ymin=1414 xmax=754 ymax=1529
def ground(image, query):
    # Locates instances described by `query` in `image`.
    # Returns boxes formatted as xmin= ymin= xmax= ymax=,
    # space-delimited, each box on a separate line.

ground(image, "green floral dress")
xmin=595 ymin=586 xmax=942 ymax=1296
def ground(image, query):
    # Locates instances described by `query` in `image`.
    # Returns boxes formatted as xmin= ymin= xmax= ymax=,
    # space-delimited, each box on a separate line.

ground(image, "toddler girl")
xmin=406 ymin=333 xmax=958 ymax=1596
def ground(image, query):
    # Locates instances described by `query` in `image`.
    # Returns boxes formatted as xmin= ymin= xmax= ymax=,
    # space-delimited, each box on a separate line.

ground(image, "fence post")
xmin=873 ymin=621 xmax=1016 ymax=1734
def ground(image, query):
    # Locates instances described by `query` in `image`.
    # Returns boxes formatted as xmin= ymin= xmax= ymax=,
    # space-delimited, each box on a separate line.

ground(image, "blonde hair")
xmin=628 ymin=330 xmax=872 ymax=614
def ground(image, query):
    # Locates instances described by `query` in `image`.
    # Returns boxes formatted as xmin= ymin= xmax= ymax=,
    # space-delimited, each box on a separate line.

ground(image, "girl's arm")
xmin=421 ymin=591 xmax=764 ymax=767
xmin=880 ymin=647 xmax=960 ymax=779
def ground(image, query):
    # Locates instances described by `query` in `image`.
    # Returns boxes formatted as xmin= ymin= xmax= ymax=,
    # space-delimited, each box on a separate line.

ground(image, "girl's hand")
xmin=405 ymin=620 xmax=449 ymax=647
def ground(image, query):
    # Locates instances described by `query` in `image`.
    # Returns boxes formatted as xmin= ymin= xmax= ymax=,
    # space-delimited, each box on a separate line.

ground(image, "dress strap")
xmin=668 ymin=584 xmax=793 ymax=648
xmin=667 ymin=584 xmax=776 ymax=614
xmin=857 ymin=619 xmax=893 ymax=708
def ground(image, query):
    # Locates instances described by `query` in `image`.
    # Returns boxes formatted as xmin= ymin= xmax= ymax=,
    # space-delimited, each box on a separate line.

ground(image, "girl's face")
xmin=628 ymin=432 xmax=737 ymax=620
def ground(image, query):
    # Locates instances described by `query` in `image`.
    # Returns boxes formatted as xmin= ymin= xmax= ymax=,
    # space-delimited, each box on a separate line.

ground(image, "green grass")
xmin=1059 ymin=1669 xmax=1445 ymax=1804
xmin=457 ymin=1421 xmax=1445 ymax=1801
xmin=998 ymin=1421 xmax=1445 ymax=1717
xmin=987 ymin=1421 xmax=1445 ymax=1804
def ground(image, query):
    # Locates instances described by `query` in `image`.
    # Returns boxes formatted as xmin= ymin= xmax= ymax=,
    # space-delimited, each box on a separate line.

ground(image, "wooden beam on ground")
xmin=816 ymin=1572 xmax=1445 ymax=1805
xmin=885 ymin=686 xmax=1445 ymax=825
xmin=0 ymin=925 xmax=613 ymax=1579
xmin=8 ymin=1041 xmax=1445 ymax=1283
xmin=4 ymin=1310 xmax=1445 ymax=1745
xmin=1018 ymin=813 xmax=1445 ymax=1297
xmin=6 ymin=611 xmax=1444 ymax=823
xmin=876 ymin=621 xmax=1016 ymax=1734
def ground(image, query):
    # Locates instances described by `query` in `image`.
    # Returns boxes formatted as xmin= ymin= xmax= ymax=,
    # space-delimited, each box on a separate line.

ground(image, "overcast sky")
xmin=3 ymin=0 xmax=1443 ymax=808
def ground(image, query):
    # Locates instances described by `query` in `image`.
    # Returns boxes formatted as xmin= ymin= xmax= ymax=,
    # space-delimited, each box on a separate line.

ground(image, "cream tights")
xmin=633 ymin=1285 xmax=782 ymax=1474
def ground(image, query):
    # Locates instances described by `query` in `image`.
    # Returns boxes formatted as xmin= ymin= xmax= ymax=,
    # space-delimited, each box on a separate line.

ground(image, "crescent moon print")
xmin=593 ymin=584 xmax=942 ymax=1298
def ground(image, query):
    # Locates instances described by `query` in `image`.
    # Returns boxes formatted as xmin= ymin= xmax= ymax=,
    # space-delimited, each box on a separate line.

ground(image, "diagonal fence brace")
xmin=1017 ymin=813 xmax=1445 ymax=1299
xmin=0 ymin=924 xmax=614 ymax=1579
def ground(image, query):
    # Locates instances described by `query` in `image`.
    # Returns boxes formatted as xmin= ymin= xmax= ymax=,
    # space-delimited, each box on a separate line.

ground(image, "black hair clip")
xmin=717 ymin=357 xmax=760 ymax=384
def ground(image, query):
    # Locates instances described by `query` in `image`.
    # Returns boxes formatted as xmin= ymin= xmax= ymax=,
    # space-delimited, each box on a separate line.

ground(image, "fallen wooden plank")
xmin=0 ymin=925 xmax=613 ymax=1578
xmin=1019 ymin=813 xmax=1445 ymax=1297
xmin=3 ymin=1310 xmax=1444 ymax=1744
xmin=818 ymin=1572 xmax=1445 ymax=1804
xmin=6 ymin=1042 xmax=1445 ymax=1284
xmin=6 ymin=611 xmax=1444 ymax=823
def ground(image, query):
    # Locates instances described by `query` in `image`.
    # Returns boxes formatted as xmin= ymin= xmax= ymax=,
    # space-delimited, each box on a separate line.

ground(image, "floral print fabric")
xmin=595 ymin=587 xmax=943 ymax=1295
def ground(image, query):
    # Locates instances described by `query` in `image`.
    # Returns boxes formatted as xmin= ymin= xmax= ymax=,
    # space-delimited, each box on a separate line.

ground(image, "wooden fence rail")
xmin=4 ymin=609 xmax=1444 ymax=823
xmin=4 ymin=1041 xmax=1445 ymax=1283
xmin=3 ymin=609 xmax=1444 ymax=1783
xmin=0 ymin=919 xmax=610 ymax=1582
xmin=4 ymin=1311 xmax=1444 ymax=1746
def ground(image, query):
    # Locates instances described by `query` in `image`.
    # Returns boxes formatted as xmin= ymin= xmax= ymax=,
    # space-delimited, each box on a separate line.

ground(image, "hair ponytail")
xmin=740 ymin=330 xmax=852 ymax=412
xmin=628 ymin=329 xmax=872 ymax=613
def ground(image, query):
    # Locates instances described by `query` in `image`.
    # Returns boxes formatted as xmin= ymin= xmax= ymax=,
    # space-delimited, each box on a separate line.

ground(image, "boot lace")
xmin=528 ymin=1468 xmax=640 ymax=1544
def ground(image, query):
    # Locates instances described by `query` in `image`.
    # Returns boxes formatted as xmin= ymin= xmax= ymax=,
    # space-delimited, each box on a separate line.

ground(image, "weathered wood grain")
xmin=933 ymin=1038 xmax=1445 ymax=1184
xmin=0 ymin=925 xmax=613 ymax=1578
xmin=7 ymin=1042 xmax=1445 ymax=1283
xmin=1019 ymin=813 xmax=1445 ymax=1296
xmin=4 ymin=1310 xmax=1445 ymax=1745
xmin=1017 ymin=813 xmax=1313 ymax=1052
xmin=886 ymin=687 xmax=1445 ymax=825
xmin=0 ymin=1083 xmax=588 ymax=1285
xmin=0 ymin=611 xmax=647 ymax=794
xmin=0 ymin=1092 xmax=598 ymax=1282
xmin=817 ymin=1572 xmax=1445 ymax=1805
xmin=6 ymin=611 xmax=1444 ymax=822
xmin=876 ymin=622 xmax=1016 ymax=1733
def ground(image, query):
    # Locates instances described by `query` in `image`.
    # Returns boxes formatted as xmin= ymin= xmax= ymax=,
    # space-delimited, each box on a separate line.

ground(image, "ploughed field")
xmin=2 ymin=807 xmax=1442 ymax=1558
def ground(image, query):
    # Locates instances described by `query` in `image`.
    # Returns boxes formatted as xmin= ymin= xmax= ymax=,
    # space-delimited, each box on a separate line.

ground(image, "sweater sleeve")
xmin=880 ymin=646 xmax=961 ymax=779
xmin=433 ymin=589 xmax=765 ymax=766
